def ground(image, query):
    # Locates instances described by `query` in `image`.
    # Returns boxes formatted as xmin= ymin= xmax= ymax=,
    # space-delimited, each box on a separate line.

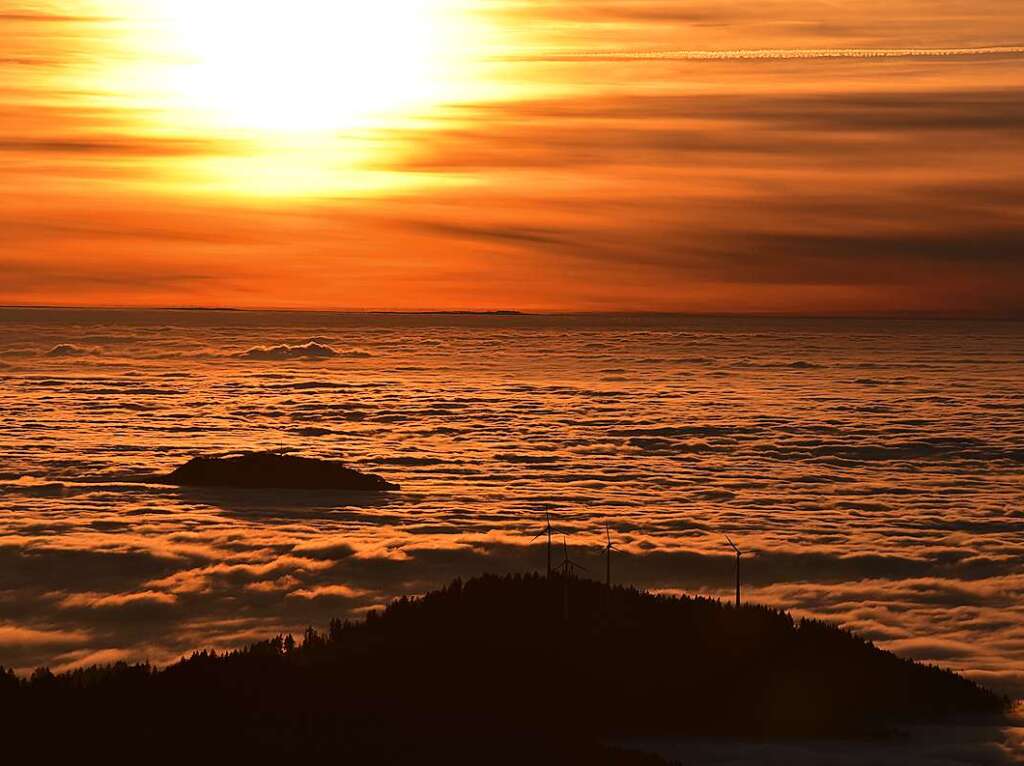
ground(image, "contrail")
xmin=501 ymin=45 xmax=1024 ymax=62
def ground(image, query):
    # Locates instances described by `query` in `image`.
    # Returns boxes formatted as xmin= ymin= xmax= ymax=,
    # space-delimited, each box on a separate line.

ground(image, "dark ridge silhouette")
xmin=162 ymin=451 xmax=400 ymax=491
xmin=0 ymin=574 xmax=1005 ymax=761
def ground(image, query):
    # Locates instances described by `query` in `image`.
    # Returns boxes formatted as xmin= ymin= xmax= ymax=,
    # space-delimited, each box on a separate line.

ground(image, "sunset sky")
xmin=2 ymin=1 xmax=1023 ymax=314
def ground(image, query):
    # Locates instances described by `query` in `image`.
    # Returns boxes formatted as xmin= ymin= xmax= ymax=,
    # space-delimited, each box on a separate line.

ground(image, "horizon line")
xmin=1 ymin=304 xmax=1021 ymax=322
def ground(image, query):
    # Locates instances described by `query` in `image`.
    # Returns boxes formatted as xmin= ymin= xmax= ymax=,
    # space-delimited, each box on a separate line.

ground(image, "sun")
xmin=83 ymin=0 xmax=497 ymax=196
xmin=149 ymin=0 xmax=458 ymax=134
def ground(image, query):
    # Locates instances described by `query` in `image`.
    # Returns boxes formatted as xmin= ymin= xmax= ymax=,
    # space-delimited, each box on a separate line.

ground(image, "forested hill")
xmin=0 ymin=573 xmax=1006 ymax=761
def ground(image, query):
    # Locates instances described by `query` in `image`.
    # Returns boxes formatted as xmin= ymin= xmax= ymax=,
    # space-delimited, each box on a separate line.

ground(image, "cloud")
xmin=287 ymin=585 xmax=365 ymax=600
xmin=348 ymin=79 xmax=1024 ymax=313
xmin=234 ymin=341 xmax=372 ymax=361
xmin=0 ymin=624 xmax=90 ymax=647
xmin=885 ymin=636 xmax=980 ymax=661
xmin=485 ymin=0 xmax=1024 ymax=55
xmin=44 ymin=343 xmax=95 ymax=357
xmin=396 ymin=87 xmax=1024 ymax=172
xmin=621 ymin=715 xmax=1024 ymax=765
xmin=59 ymin=591 xmax=178 ymax=610
xmin=0 ymin=136 xmax=231 ymax=157
xmin=0 ymin=12 xmax=108 ymax=24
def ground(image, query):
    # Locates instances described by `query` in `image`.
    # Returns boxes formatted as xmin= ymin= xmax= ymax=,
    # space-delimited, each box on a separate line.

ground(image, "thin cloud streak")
xmin=502 ymin=45 xmax=1024 ymax=62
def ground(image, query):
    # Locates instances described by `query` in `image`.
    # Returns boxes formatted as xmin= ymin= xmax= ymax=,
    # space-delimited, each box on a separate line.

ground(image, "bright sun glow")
xmin=151 ymin=0 xmax=456 ymax=133
xmin=79 ymin=0 xmax=498 ymax=196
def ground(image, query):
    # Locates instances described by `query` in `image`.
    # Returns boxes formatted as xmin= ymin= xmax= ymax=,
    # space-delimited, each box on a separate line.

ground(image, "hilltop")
xmin=160 ymin=451 xmax=400 ymax=491
xmin=0 ymin=573 xmax=1005 ymax=761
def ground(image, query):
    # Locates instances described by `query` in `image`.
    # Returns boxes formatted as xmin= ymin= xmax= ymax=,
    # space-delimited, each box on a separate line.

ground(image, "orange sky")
xmin=2 ymin=1 xmax=1023 ymax=314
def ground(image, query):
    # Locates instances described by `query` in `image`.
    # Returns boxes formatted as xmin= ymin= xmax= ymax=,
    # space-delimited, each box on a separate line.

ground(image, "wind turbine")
xmin=555 ymin=536 xmax=586 ymax=622
xmin=530 ymin=512 xmax=566 ymax=578
xmin=725 ymin=535 xmax=743 ymax=608
xmin=603 ymin=523 xmax=620 ymax=589
xmin=555 ymin=535 xmax=586 ymax=578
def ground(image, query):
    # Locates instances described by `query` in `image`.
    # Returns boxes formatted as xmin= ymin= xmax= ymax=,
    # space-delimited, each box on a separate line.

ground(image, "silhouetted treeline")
xmin=0 ymin=574 xmax=1006 ymax=761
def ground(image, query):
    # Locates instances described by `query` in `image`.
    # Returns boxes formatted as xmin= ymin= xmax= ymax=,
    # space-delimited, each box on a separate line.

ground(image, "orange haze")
xmin=2 ymin=1 xmax=1023 ymax=314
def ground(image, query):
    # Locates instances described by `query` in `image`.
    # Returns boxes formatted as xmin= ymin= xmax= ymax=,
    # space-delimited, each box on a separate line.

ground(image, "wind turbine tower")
xmin=725 ymin=535 xmax=743 ymax=608
xmin=530 ymin=512 xmax=564 ymax=578
xmin=603 ymin=523 xmax=619 ymax=589
xmin=555 ymin=536 xmax=586 ymax=621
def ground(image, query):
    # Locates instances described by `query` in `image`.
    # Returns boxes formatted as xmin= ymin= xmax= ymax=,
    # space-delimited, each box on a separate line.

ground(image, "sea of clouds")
xmin=0 ymin=310 xmax=1021 ymax=759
